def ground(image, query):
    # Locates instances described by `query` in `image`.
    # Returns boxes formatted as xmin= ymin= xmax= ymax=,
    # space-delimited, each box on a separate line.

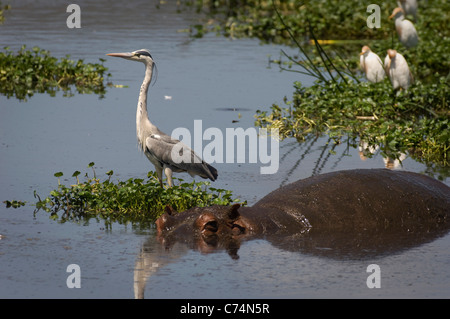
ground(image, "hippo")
xmin=155 ymin=169 xmax=450 ymax=259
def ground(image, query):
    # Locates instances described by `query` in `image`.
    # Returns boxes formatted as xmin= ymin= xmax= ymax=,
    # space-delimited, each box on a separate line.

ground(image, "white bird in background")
xmin=397 ymin=0 xmax=418 ymax=21
xmin=360 ymin=46 xmax=386 ymax=83
xmin=389 ymin=7 xmax=419 ymax=48
xmin=384 ymin=49 xmax=414 ymax=90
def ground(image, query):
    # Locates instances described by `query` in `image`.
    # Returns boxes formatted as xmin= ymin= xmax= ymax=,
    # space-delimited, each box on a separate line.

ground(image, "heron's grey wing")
xmin=149 ymin=132 xmax=179 ymax=145
xmin=145 ymin=135 xmax=217 ymax=181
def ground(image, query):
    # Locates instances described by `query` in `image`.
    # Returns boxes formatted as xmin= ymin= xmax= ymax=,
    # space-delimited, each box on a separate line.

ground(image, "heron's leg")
xmin=155 ymin=166 xmax=163 ymax=187
xmin=164 ymin=166 xmax=173 ymax=187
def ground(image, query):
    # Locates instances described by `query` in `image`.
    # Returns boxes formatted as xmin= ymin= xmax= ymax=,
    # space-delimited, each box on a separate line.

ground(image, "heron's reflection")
xmin=134 ymin=236 xmax=189 ymax=299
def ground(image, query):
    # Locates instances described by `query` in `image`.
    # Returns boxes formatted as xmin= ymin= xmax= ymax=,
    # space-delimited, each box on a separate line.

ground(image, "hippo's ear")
xmin=156 ymin=207 xmax=175 ymax=233
xmin=227 ymin=203 xmax=241 ymax=220
xmin=165 ymin=205 xmax=176 ymax=216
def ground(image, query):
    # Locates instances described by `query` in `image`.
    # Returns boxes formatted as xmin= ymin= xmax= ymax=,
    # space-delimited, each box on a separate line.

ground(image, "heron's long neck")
xmin=136 ymin=62 xmax=154 ymax=150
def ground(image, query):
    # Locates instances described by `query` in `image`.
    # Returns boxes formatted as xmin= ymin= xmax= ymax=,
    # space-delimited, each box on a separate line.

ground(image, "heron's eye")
xmin=135 ymin=53 xmax=140 ymax=57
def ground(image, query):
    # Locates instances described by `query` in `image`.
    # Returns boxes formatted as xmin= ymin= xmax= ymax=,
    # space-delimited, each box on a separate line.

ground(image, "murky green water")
xmin=1 ymin=0 xmax=449 ymax=298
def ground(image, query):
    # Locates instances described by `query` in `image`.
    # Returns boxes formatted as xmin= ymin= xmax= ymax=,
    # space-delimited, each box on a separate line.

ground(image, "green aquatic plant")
xmin=180 ymin=0 xmax=447 ymax=42
xmin=0 ymin=1 xmax=10 ymax=24
xmin=3 ymin=199 xmax=26 ymax=208
xmin=31 ymin=162 xmax=242 ymax=227
xmin=176 ymin=0 xmax=449 ymax=87
xmin=255 ymin=77 xmax=449 ymax=167
xmin=179 ymin=0 xmax=449 ymax=79
xmin=179 ymin=0 xmax=393 ymax=42
xmin=181 ymin=1 xmax=447 ymax=169
xmin=256 ymin=4 xmax=449 ymax=167
xmin=0 ymin=45 xmax=110 ymax=100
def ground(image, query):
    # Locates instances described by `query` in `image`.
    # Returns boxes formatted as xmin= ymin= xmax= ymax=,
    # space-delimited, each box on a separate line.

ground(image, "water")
xmin=1 ymin=0 xmax=449 ymax=299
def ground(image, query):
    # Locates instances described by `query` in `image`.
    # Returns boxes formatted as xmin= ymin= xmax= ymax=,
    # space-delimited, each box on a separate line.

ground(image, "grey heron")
xmin=106 ymin=49 xmax=218 ymax=187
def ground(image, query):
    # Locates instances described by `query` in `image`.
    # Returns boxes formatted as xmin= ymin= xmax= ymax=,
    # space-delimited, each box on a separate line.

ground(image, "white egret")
xmin=389 ymin=7 xmax=419 ymax=48
xmin=360 ymin=46 xmax=386 ymax=83
xmin=397 ymin=0 xmax=418 ymax=21
xmin=384 ymin=49 xmax=414 ymax=90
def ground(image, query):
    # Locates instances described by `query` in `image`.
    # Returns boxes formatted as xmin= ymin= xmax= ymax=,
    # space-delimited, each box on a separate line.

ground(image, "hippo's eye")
xmin=231 ymin=223 xmax=245 ymax=235
xmin=204 ymin=220 xmax=218 ymax=233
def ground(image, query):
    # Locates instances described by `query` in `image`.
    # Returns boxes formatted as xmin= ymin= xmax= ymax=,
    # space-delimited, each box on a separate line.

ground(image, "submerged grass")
xmin=29 ymin=163 xmax=242 ymax=228
xmin=0 ymin=45 xmax=110 ymax=100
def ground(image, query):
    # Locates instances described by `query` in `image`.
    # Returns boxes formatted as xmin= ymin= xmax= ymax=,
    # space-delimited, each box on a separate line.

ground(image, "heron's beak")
xmin=106 ymin=52 xmax=134 ymax=59
xmin=359 ymin=51 xmax=365 ymax=55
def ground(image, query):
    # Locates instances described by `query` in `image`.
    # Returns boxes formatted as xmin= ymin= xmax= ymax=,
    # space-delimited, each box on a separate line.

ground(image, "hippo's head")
xmin=155 ymin=204 xmax=254 ymax=259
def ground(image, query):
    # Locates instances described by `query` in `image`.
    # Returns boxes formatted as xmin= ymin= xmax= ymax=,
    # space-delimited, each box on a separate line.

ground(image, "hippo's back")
xmin=254 ymin=169 xmax=450 ymax=231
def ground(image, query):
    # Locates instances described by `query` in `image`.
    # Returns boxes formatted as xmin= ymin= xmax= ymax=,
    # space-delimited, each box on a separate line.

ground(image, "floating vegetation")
xmin=0 ymin=45 xmax=110 ymax=100
xmin=28 ymin=162 xmax=242 ymax=228
xmin=176 ymin=1 xmax=449 ymax=170
xmin=179 ymin=0 xmax=449 ymax=79
xmin=255 ymin=78 xmax=449 ymax=167
xmin=0 ymin=1 xmax=10 ymax=24
xmin=253 ymin=2 xmax=449 ymax=169
xmin=180 ymin=0 xmax=448 ymax=44
xmin=179 ymin=0 xmax=394 ymax=42
xmin=3 ymin=199 xmax=26 ymax=208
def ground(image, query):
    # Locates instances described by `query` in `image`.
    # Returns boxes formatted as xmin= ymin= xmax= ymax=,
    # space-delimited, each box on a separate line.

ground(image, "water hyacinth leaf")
xmin=0 ymin=46 xmax=109 ymax=100
xmin=72 ymin=171 xmax=81 ymax=177
xmin=3 ymin=200 xmax=26 ymax=208
xmin=25 ymin=165 xmax=242 ymax=227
